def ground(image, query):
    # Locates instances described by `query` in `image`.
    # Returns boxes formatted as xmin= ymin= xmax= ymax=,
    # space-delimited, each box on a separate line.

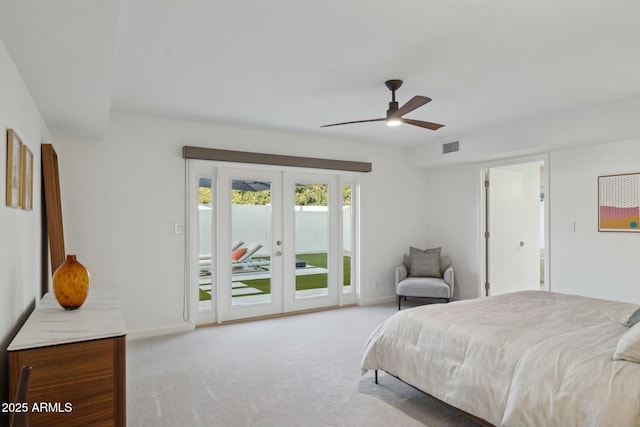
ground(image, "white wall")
xmin=56 ymin=112 xmax=430 ymax=337
xmin=550 ymin=139 xmax=640 ymax=303
xmin=417 ymin=102 xmax=640 ymax=304
xmin=421 ymin=164 xmax=480 ymax=300
xmin=410 ymin=95 xmax=640 ymax=170
xmin=0 ymin=36 xmax=51 ymax=411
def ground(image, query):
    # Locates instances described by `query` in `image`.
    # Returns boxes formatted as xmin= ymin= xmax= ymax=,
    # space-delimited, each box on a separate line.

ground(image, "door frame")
xmin=339 ymin=175 xmax=359 ymax=307
xmin=187 ymin=159 xmax=361 ymax=325
xmin=478 ymin=154 xmax=550 ymax=297
xmin=187 ymin=159 xmax=218 ymax=326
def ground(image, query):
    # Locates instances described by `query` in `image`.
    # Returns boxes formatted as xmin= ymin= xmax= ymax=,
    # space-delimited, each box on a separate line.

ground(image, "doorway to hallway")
xmin=481 ymin=157 xmax=548 ymax=297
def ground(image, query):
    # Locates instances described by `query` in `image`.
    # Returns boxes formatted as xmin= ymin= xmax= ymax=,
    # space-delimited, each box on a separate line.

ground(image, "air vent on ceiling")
xmin=442 ymin=140 xmax=460 ymax=154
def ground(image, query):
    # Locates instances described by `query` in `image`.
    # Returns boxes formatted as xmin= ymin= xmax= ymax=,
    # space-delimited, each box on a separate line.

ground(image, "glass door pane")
xmin=231 ymin=179 xmax=273 ymax=306
xmin=293 ymin=183 xmax=329 ymax=298
xmin=198 ymin=177 xmax=214 ymax=311
xmin=342 ymin=184 xmax=353 ymax=295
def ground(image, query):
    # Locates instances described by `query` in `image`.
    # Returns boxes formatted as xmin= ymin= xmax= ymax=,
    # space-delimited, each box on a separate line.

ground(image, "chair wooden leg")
xmin=398 ymin=295 xmax=402 ymax=310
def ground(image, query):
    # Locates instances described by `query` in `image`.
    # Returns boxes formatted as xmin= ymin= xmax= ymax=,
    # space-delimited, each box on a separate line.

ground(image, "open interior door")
xmin=486 ymin=161 xmax=543 ymax=296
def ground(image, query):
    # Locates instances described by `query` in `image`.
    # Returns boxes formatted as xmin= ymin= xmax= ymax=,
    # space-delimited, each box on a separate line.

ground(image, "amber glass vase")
xmin=53 ymin=254 xmax=90 ymax=310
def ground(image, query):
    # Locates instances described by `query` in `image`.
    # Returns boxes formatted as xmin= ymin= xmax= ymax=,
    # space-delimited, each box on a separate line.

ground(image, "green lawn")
xmin=199 ymin=253 xmax=351 ymax=300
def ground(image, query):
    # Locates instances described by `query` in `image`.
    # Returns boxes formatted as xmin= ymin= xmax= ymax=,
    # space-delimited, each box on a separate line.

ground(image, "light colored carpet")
xmin=127 ymin=301 xmax=482 ymax=426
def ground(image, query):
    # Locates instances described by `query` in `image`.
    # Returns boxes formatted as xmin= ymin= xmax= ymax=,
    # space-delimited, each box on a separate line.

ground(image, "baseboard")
xmin=359 ymin=295 xmax=396 ymax=306
xmin=126 ymin=323 xmax=194 ymax=341
xmin=197 ymin=304 xmax=358 ymax=328
xmin=125 ymin=298 xmax=396 ymax=339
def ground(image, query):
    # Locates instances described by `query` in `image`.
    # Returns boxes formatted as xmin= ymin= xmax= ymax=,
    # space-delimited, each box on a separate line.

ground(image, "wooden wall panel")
xmin=41 ymin=144 xmax=65 ymax=273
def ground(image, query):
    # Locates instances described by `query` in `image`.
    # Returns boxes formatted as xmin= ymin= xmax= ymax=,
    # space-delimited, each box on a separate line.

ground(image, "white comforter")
xmin=361 ymin=291 xmax=640 ymax=427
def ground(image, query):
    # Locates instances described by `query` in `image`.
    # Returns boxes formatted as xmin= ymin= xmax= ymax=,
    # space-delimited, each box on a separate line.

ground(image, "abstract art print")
xmin=598 ymin=173 xmax=640 ymax=232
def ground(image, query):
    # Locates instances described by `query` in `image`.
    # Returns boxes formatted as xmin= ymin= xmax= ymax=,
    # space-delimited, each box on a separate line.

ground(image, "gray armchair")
xmin=395 ymin=249 xmax=454 ymax=310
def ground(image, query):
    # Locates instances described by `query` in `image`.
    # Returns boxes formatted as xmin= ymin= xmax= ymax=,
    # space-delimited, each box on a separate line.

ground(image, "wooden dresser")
xmin=8 ymin=290 xmax=127 ymax=426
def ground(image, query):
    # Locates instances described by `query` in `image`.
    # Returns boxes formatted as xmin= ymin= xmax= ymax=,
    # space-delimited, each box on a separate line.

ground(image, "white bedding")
xmin=361 ymin=291 xmax=640 ymax=427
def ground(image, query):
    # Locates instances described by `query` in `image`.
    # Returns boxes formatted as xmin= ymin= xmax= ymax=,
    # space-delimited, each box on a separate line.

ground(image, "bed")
xmin=361 ymin=291 xmax=640 ymax=427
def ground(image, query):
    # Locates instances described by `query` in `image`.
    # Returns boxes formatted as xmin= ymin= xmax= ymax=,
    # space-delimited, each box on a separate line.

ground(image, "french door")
xmin=189 ymin=161 xmax=356 ymax=324
xmin=282 ymin=172 xmax=340 ymax=313
xmin=218 ymin=168 xmax=284 ymax=321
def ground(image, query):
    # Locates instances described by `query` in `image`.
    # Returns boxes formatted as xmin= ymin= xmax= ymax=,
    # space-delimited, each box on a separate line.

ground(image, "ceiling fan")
xmin=321 ymin=79 xmax=444 ymax=131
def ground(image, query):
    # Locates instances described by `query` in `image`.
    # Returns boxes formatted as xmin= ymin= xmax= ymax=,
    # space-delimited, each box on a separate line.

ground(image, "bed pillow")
xmin=409 ymin=247 xmax=441 ymax=278
xmin=623 ymin=307 xmax=640 ymax=327
xmin=231 ymin=247 xmax=247 ymax=261
xmin=613 ymin=322 xmax=640 ymax=363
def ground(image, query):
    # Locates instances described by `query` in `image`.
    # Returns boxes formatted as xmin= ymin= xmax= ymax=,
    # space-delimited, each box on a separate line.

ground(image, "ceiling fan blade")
xmin=402 ymin=118 xmax=445 ymax=131
xmin=391 ymin=96 xmax=431 ymax=119
xmin=321 ymin=118 xmax=386 ymax=128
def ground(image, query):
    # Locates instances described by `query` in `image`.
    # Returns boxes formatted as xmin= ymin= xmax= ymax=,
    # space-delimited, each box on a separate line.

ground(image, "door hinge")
xmin=484 ymin=179 xmax=489 ymax=188
xmin=484 ymin=282 xmax=490 ymax=296
xmin=484 ymin=231 xmax=490 ymax=239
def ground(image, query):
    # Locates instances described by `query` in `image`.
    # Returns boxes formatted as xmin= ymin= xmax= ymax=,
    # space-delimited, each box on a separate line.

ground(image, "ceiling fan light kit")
xmin=322 ymin=79 xmax=444 ymax=131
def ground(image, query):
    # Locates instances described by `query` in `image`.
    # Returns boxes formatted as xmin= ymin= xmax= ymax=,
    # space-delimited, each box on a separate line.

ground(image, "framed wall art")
xmin=20 ymin=144 xmax=33 ymax=210
xmin=5 ymin=128 xmax=22 ymax=208
xmin=598 ymin=172 xmax=640 ymax=232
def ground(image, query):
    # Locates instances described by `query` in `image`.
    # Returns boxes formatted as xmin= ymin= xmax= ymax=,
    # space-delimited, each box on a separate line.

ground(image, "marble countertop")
xmin=8 ymin=289 xmax=127 ymax=351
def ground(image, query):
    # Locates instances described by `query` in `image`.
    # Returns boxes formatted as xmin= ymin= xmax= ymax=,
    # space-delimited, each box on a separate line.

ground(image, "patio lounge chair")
xmin=232 ymin=243 xmax=267 ymax=271
xmin=199 ymin=240 xmax=244 ymax=272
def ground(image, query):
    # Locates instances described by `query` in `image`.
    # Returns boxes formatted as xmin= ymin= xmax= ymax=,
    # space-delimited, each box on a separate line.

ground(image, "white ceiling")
xmin=2 ymin=0 xmax=640 ymax=147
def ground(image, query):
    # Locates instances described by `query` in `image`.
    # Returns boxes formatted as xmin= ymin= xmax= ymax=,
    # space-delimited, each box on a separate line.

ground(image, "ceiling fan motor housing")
xmin=387 ymin=101 xmax=399 ymax=118
xmin=385 ymin=80 xmax=402 ymax=117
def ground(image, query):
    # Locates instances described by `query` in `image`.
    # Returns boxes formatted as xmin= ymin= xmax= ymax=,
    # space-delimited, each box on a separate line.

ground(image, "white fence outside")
xmin=198 ymin=205 xmax=351 ymax=257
